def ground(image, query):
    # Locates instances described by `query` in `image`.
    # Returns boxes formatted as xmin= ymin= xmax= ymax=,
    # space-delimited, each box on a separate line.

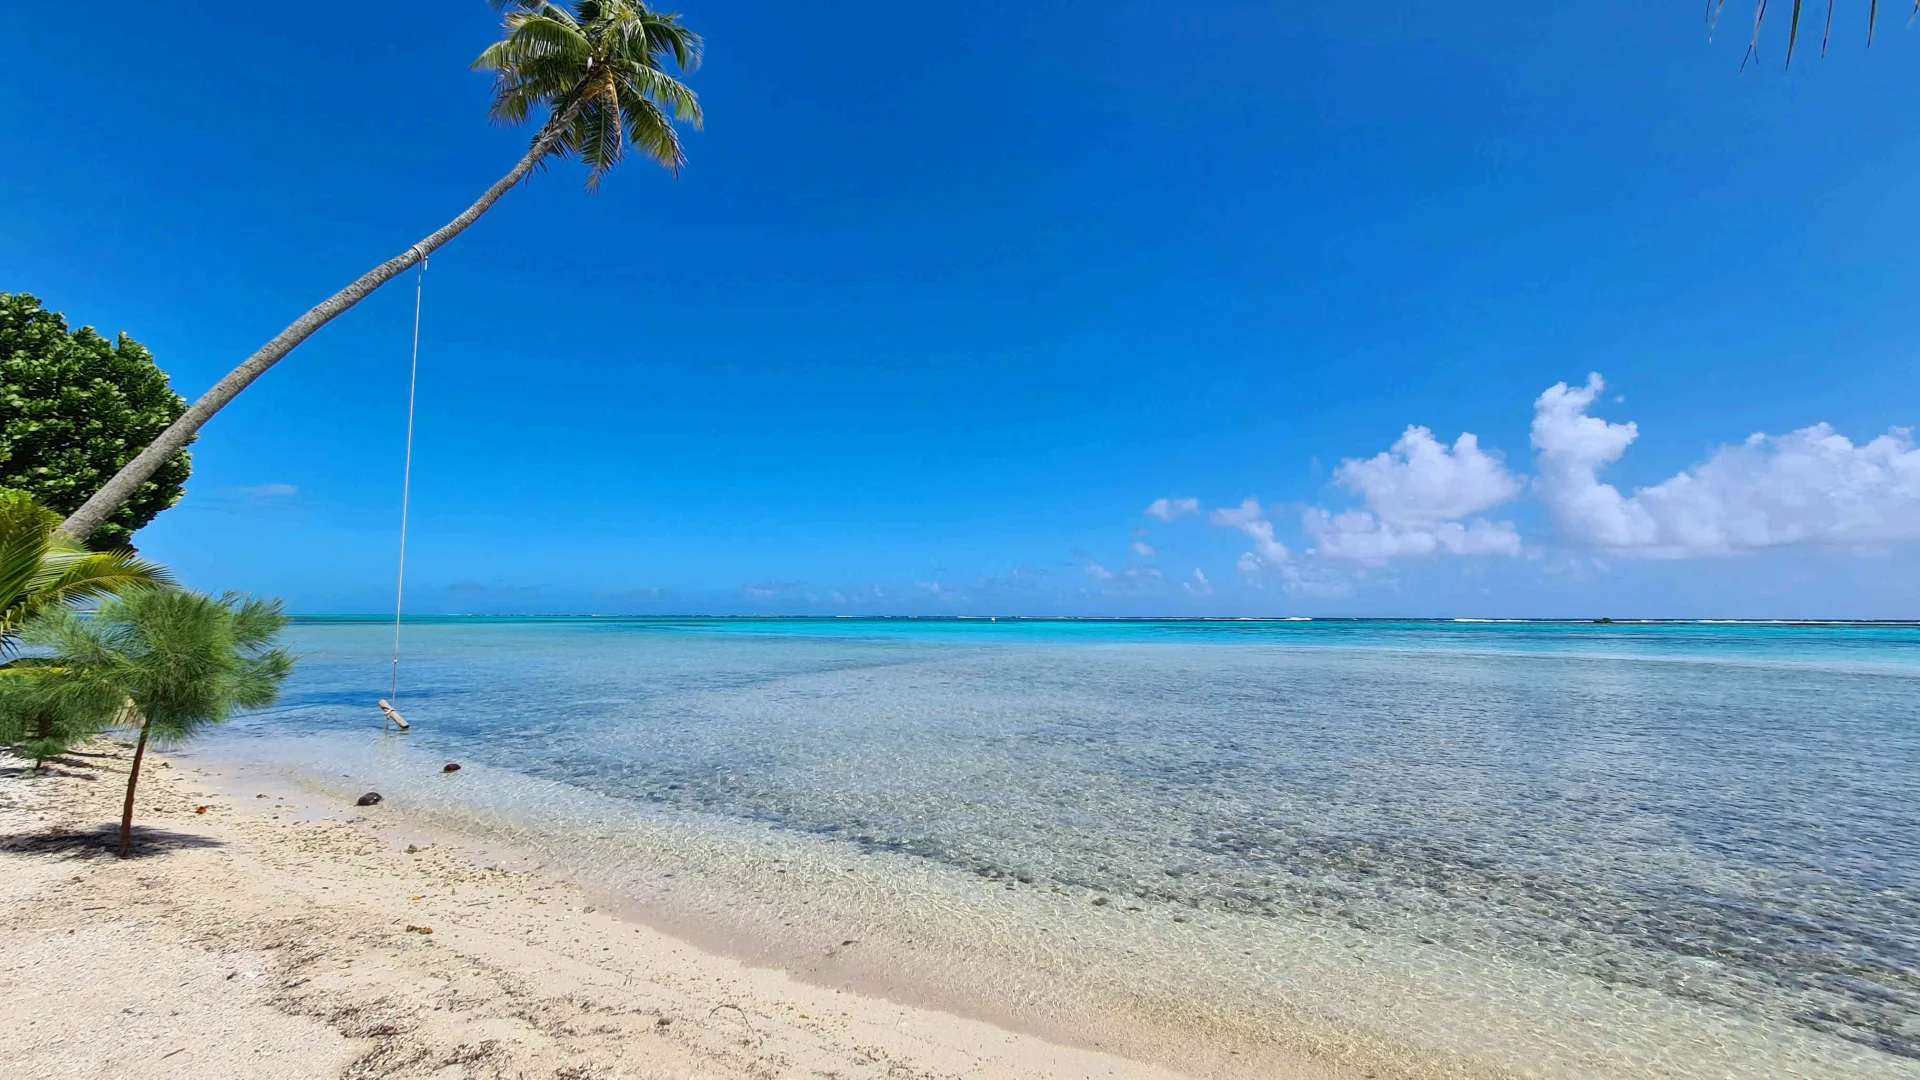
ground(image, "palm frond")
xmin=20 ymin=549 xmax=172 ymax=622
xmin=620 ymin=63 xmax=701 ymax=125
xmin=490 ymin=0 xmax=581 ymax=25
xmin=620 ymin=94 xmax=686 ymax=171
xmin=588 ymin=78 xmax=627 ymax=185
xmin=474 ymin=0 xmax=701 ymax=188
xmin=1735 ymin=0 xmax=1914 ymax=62
xmin=0 ymin=490 xmax=172 ymax=654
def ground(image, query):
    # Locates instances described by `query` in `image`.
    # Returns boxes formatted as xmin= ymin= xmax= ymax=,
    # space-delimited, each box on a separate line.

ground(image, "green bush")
xmin=0 ymin=294 xmax=191 ymax=549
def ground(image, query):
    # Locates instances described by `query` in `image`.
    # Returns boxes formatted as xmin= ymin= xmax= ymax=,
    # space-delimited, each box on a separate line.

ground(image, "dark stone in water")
xmin=356 ymin=792 xmax=383 ymax=806
xmin=443 ymin=763 xmax=461 ymax=773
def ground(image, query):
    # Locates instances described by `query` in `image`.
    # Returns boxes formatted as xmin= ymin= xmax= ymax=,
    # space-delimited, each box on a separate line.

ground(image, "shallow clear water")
xmin=208 ymin=618 xmax=1920 ymax=1077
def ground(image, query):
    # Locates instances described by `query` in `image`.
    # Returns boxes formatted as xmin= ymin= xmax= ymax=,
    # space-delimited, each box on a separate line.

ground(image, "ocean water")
xmin=202 ymin=618 xmax=1920 ymax=1078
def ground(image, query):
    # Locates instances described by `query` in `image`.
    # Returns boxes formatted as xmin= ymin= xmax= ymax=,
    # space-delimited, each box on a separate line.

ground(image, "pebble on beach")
xmin=443 ymin=763 xmax=461 ymax=773
xmin=356 ymin=792 xmax=383 ymax=807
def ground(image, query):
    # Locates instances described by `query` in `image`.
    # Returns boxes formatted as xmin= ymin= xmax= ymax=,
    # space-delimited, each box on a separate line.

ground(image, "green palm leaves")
xmin=0 ymin=490 xmax=291 ymax=859
xmin=0 ymin=488 xmax=168 ymax=769
xmin=56 ymin=2 xmax=706 ymax=545
xmin=474 ymin=0 xmax=704 ymax=186
xmin=1717 ymin=0 xmax=1920 ymax=66
xmin=0 ymin=489 xmax=171 ymax=654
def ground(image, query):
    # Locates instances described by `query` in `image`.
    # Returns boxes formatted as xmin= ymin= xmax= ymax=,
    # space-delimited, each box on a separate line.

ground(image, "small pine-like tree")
xmin=29 ymin=589 xmax=292 ymax=856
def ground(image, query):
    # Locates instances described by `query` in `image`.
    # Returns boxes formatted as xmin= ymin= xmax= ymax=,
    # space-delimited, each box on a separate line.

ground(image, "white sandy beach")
xmin=0 ymin=743 xmax=1226 ymax=1080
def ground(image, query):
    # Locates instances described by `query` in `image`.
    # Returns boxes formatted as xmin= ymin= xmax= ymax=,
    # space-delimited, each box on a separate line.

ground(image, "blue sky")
xmin=4 ymin=2 xmax=1918 ymax=617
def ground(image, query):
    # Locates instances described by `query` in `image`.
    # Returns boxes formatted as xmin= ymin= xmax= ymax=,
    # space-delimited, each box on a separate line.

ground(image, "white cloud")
xmin=1131 ymin=540 xmax=1156 ymax=557
xmin=1300 ymin=427 xmax=1523 ymax=563
xmin=1336 ymin=427 xmax=1521 ymax=524
xmin=1532 ymin=373 xmax=1920 ymax=556
xmin=1531 ymin=373 xmax=1654 ymax=548
xmin=1145 ymin=496 xmax=1200 ymax=521
xmin=1081 ymin=557 xmax=1115 ymax=581
xmin=237 ymin=483 xmax=299 ymax=499
xmin=1209 ymin=497 xmax=1292 ymax=566
xmin=1303 ymin=509 xmax=1523 ymax=561
xmin=1183 ymin=568 xmax=1212 ymax=596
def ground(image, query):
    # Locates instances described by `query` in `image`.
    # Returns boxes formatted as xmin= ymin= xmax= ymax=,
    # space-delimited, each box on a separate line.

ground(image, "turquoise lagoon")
xmin=198 ymin=618 xmax=1920 ymax=1078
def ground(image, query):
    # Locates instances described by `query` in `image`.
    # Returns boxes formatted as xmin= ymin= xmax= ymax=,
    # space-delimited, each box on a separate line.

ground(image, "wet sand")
xmin=0 ymin=743 xmax=1215 ymax=1080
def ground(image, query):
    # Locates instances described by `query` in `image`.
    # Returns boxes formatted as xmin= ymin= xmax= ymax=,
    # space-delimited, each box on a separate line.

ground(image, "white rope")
xmin=391 ymin=258 xmax=426 ymax=702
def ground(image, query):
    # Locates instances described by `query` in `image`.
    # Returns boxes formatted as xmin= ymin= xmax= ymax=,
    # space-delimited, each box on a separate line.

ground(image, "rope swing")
xmin=379 ymin=255 xmax=426 ymax=733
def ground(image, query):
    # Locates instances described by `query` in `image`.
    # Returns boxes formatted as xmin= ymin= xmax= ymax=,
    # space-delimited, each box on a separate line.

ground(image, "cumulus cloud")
xmin=1210 ymin=497 xmax=1292 ymax=566
xmin=1532 ymin=374 xmax=1920 ymax=556
xmin=1299 ymin=427 xmax=1523 ymax=562
xmin=1337 ymin=427 xmax=1522 ymax=524
xmin=1145 ymin=496 xmax=1200 ymax=521
xmin=1131 ymin=540 xmax=1156 ymax=557
xmin=1183 ymin=568 xmax=1212 ymax=596
xmin=1303 ymin=509 xmax=1523 ymax=560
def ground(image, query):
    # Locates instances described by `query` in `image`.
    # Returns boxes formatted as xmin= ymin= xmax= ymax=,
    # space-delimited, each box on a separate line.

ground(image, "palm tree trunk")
xmin=117 ymin=717 xmax=151 ymax=858
xmin=59 ymin=111 xmax=580 ymax=544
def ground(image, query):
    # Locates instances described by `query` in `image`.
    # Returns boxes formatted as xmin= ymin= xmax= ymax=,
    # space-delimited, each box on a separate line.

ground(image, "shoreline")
xmin=5 ymin=735 xmax=1907 ymax=1080
xmin=0 ymin=741 xmax=1214 ymax=1080
xmin=171 ymin=742 xmax=1361 ymax=1080
xmin=185 ymin=727 xmax=1914 ymax=1080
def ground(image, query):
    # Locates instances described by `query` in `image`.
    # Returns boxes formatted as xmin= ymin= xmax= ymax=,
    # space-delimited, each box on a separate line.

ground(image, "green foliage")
xmin=0 ymin=293 xmax=192 ymax=550
xmin=0 ymin=488 xmax=171 ymax=656
xmin=0 ymin=489 xmax=167 ymax=769
xmin=30 ymin=590 xmax=292 ymax=748
xmin=474 ymin=0 xmax=703 ymax=187
xmin=28 ymin=588 xmax=291 ymax=854
xmin=0 ymin=659 xmax=123 ymax=770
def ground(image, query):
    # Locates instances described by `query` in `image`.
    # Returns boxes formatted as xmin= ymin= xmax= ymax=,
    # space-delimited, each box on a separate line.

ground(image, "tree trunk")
xmin=117 ymin=717 xmax=151 ymax=858
xmin=60 ymin=112 xmax=578 ymax=544
xmin=31 ymin=713 xmax=51 ymax=772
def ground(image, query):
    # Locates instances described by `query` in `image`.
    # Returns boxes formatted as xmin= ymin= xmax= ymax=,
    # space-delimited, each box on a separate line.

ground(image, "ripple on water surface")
xmin=213 ymin=618 xmax=1920 ymax=1078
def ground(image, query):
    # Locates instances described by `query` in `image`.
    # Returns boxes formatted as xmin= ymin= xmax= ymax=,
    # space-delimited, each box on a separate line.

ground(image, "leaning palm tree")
xmin=28 ymin=590 xmax=292 ymax=857
xmin=0 ymin=489 xmax=170 ymax=656
xmin=58 ymin=1 xmax=702 ymax=543
xmin=1718 ymin=0 xmax=1918 ymax=67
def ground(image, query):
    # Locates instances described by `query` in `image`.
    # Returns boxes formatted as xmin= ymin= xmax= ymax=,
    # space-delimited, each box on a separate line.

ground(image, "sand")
xmin=0 ymin=743 xmax=1202 ymax=1080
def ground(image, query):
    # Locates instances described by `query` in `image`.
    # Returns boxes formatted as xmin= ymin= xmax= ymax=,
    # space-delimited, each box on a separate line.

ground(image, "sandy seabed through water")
xmin=1 ymin=737 xmax=1909 ymax=1080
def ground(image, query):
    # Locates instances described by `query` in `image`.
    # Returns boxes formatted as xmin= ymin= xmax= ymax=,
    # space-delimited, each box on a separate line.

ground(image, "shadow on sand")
xmin=0 ymin=755 xmax=112 ymax=783
xmin=0 ymin=823 xmax=226 ymax=860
